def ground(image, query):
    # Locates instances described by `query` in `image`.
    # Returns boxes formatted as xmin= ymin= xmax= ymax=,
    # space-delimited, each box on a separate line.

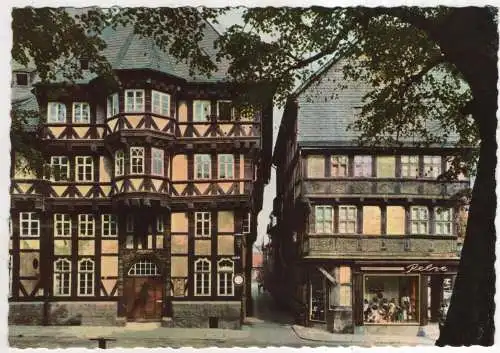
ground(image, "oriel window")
xmin=152 ymin=90 xmax=170 ymax=116
xmin=424 ymin=156 xmax=442 ymax=179
xmin=130 ymin=147 xmax=145 ymax=174
xmin=195 ymin=154 xmax=211 ymax=179
xmin=151 ymin=148 xmax=164 ymax=176
xmin=106 ymin=93 xmax=119 ymax=118
xmin=75 ymin=156 xmax=94 ymax=181
xmin=314 ymin=206 xmax=333 ymax=234
xmin=47 ymin=102 xmax=66 ymax=123
xmin=338 ymin=206 xmax=357 ymax=234
xmin=331 ymin=156 xmax=348 ymax=177
xmin=50 ymin=156 xmax=70 ymax=181
xmin=410 ymin=206 xmax=429 ymax=234
xmin=193 ymin=100 xmax=211 ymax=122
xmin=115 ymin=150 xmax=124 ymax=177
xmin=435 ymin=208 xmax=453 ymax=235
xmin=218 ymin=154 xmax=234 ymax=179
xmin=125 ymin=89 xmax=145 ymax=112
xmin=72 ymin=102 xmax=90 ymax=123
xmin=401 ymin=156 xmax=419 ymax=178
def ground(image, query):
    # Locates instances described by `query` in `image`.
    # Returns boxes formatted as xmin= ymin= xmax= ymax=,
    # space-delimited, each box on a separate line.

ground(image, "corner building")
xmin=267 ymin=59 xmax=469 ymax=335
xmin=9 ymin=22 xmax=272 ymax=327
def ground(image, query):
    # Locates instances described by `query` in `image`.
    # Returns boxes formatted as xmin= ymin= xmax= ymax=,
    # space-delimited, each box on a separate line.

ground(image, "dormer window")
xmin=15 ymin=72 xmax=29 ymax=86
xmin=125 ymin=89 xmax=145 ymax=113
xmin=107 ymin=93 xmax=119 ymax=118
xmin=217 ymin=100 xmax=235 ymax=121
xmin=73 ymin=102 xmax=90 ymax=123
xmin=47 ymin=102 xmax=67 ymax=123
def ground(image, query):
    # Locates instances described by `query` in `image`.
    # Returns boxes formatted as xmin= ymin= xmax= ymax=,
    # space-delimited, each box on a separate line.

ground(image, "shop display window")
xmin=363 ymin=275 xmax=419 ymax=324
xmin=309 ymin=271 xmax=326 ymax=322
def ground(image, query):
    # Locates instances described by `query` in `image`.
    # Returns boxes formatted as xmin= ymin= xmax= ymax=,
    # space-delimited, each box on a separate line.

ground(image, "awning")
xmin=317 ymin=266 xmax=337 ymax=284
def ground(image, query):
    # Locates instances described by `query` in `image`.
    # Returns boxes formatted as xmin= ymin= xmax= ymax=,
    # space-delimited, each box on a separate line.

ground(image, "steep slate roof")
xmin=282 ymin=58 xmax=460 ymax=149
xmin=11 ymin=14 xmax=230 ymax=115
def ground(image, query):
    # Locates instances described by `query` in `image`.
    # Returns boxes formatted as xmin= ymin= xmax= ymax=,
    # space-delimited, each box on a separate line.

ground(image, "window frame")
xmin=126 ymin=215 xmax=134 ymax=233
xmin=130 ymin=147 xmax=145 ymax=175
xmin=353 ymin=155 xmax=372 ymax=177
xmin=47 ymin=102 xmax=67 ymax=123
xmin=195 ymin=212 xmax=211 ymax=237
xmin=78 ymin=258 xmax=95 ymax=296
xmin=115 ymin=150 xmax=125 ymax=177
xmin=54 ymin=258 xmax=71 ymax=296
xmin=75 ymin=156 xmax=94 ymax=182
xmin=401 ymin=155 xmax=420 ymax=178
xmin=314 ymin=205 xmax=333 ymax=234
xmin=49 ymin=156 xmax=70 ymax=181
xmin=106 ymin=93 xmax=119 ymax=118
xmin=15 ymin=72 xmax=29 ymax=86
xmin=194 ymin=154 xmax=211 ymax=180
xmin=101 ymin=214 xmax=118 ymax=237
xmin=156 ymin=215 xmax=164 ymax=233
xmin=124 ymin=89 xmax=145 ymax=113
xmin=410 ymin=206 xmax=429 ymax=235
xmin=194 ymin=258 xmax=211 ymax=296
xmin=434 ymin=207 xmax=453 ymax=235
xmin=217 ymin=100 xmax=235 ymax=121
xmin=218 ymin=154 xmax=234 ymax=179
xmin=423 ymin=156 xmax=442 ymax=179
xmin=151 ymin=148 xmax=165 ymax=176
xmin=338 ymin=206 xmax=357 ymax=234
xmin=72 ymin=102 xmax=91 ymax=124
xmin=19 ymin=212 xmax=40 ymax=237
xmin=78 ymin=214 xmax=95 ymax=237
xmin=242 ymin=212 xmax=251 ymax=234
xmin=152 ymin=90 xmax=171 ymax=116
xmin=331 ymin=155 xmax=349 ymax=177
xmin=54 ymin=213 xmax=72 ymax=237
xmin=193 ymin=100 xmax=211 ymax=122
xmin=307 ymin=155 xmax=325 ymax=178
xmin=217 ymin=258 xmax=235 ymax=296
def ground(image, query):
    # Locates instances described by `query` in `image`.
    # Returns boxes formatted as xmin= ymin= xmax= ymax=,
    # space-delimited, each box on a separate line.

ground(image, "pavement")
xmin=8 ymin=283 xmax=439 ymax=348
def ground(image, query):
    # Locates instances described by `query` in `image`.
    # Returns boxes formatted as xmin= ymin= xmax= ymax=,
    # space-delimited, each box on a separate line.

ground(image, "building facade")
xmin=9 ymin=21 xmax=272 ymax=328
xmin=267 ymin=59 xmax=469 ymax=334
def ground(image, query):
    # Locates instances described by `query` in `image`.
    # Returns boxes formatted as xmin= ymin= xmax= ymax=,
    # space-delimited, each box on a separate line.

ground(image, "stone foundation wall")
xmin=9 ymin=302 xmax=118 ymax=326
xmin=327 ymin=308 xmax=354 ymax=333
xmin=172 ymin=301 xmax=241 ymax=329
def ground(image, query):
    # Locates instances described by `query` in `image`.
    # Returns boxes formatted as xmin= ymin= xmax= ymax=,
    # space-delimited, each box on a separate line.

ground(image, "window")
xmin=377 ymin=156 xmax=396 ymax=178
xmin=49 ymin=156 xmax=69 ymax=181
xmin=102 ymin=214 xmax=118 ymax=237
xmin=115 ymin=150 xmax=124 ymax=177
xmin=195 ymin=154 xmax=211 ymax=179
xmin=331 ymin=156 xmax=349 ymax=177
xmin=339 ymin=206 xmax=357 ymax=234
xmin=126 ymin=215 xmax=134 ymax=232
xmin=354 ymin=156 xmax=372 ymax=177
xmin=218 ymin=154 xmax=234 ymax=179
xmin=75 ymin=156 xmax=94 ymax=182
xmin=125 ymin=89 xmax=145 ymax=112
xmin=78 ymin=259 xmax=94 ymax=296
xmin=47 ymin=102 xmax=66 ymax=123
xmin=194 ymin=258 xmax=211 ymax=296
xmin=54 ymin=214 xmax=72 ymax=237
xmin=435 ymin=208 xmax=453 ymax=235
xmin=424 ymin=156 xmax=442 ymax=179
xmin=363 ymin=275 xmax=419 ymax=324
xmin=217 ymin=100 xmax=235 ymax=121
xmin=242 ymin=213 xmax=251 ymax=234
xmin=72 ymin=102 xmax=90 ymax=123
xmin=19 ymin=212 xmax=40 ymax=237
xmin=78 ymin=214 xmax=95 ymax=237
xmin=152 ymin=90 xmax=170 ymax=116
xmin=338 ymin=267 xmax=352 ymax=307
xmin=217 ymin=259 xmax=234 ymax=296
xmin=107 ymin=93 xmax=119 ymax=118
xmin=193 ymin=100 xmax=211 ymax=122
xmin=314 ymin=206 xmax=333 ymax=234
xmin=130 ymin=147 xmax=144 ymax=174
xmin=156 ymin=215 xmax=164 ymax=233
xmin=15 ymin=72 xmax=29 ymax=86
xmin=195 ymin=212 xmax=211 ymax=237
xmin=54 ymin=259 xmax=71 ymax=296
xmin=307 ymin=156 xmax=325 ymax=178
xmin=151 ymin=148 xmax=164 ymax=176
xmin=128 ymin=260 xmax=160 ymax=276
xmin=410 ymin=206 xmax=429 ymax=234
xmin=401 ymin=156 xmax=419 ymax=177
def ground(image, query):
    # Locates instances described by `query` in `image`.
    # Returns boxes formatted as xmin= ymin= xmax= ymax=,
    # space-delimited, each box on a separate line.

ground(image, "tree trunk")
xmin=436 ymin=90 xmax=496 ymax=346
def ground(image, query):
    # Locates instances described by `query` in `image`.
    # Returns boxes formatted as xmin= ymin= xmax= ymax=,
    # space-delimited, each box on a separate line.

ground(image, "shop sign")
xmin=404 ymin=263 xmax=448 ymax=273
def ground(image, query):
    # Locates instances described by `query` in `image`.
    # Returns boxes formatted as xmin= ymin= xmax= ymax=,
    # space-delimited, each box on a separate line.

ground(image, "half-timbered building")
xmin=9 ymin=21 xmax=272 ymax=328
xmin=266 ymin=59 xmax=469 ymax=334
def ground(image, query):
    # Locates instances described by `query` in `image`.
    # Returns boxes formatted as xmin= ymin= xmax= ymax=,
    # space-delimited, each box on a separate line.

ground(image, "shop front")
xmin=304 ymin=260 xmax=458 ymax=334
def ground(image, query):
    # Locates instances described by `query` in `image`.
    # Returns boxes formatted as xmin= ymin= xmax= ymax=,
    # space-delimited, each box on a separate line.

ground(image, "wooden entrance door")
xmin=125 ymin=277 xmax=163 ymax=321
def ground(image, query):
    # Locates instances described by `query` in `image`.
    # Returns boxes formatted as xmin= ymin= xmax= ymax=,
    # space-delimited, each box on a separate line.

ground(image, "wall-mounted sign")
xmin=233 ymin=274 xmax=244 ymax=286
xmin=404 ymin=264 xmax=448 ymax=274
